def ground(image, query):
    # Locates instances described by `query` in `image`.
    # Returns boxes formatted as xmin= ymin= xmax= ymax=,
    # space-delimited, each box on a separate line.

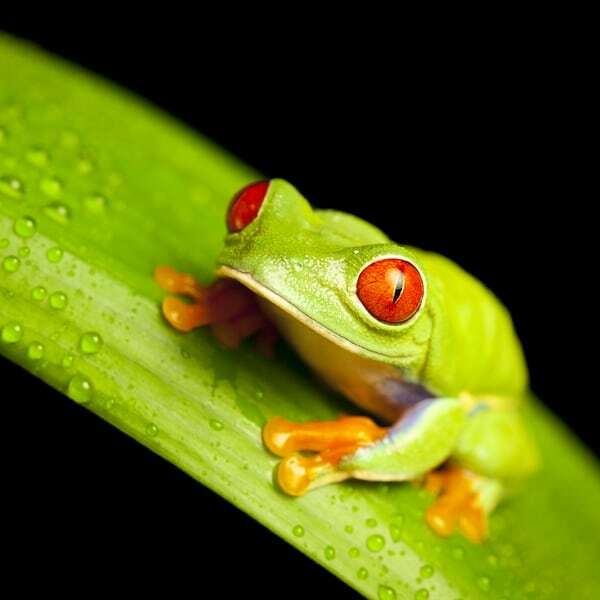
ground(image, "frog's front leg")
xmin=264 ymin=398 xmax=466 ymax=495
xmin=154 ymin=266 xmax=278 ymax=354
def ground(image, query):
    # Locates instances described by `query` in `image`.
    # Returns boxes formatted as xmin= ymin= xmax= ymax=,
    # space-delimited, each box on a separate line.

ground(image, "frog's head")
xmin=216 ymin=179 xmax=432 ymax=369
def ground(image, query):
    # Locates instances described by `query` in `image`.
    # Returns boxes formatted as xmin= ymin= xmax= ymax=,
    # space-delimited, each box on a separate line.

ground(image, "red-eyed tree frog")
xmin=155 ymin=179 xmax=539 ymax=543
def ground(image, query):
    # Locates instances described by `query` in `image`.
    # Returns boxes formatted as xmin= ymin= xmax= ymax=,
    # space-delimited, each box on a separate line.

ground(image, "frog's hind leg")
xmin=264 ymin=399 xmax=466 ymax=496
xmin=154 ymin=266 xmax=277 ymax=353
xmin=425 ymin=466 xmax=504 ymax=543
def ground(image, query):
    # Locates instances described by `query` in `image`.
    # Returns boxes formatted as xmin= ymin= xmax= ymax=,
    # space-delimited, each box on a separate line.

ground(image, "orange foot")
xmin=154 ymin=265 xmax=278 ymax=355
xmin=263 ymin=415 xmax=388 ymax=495
xmin=424 ymin=465 xmax=487 ymax=543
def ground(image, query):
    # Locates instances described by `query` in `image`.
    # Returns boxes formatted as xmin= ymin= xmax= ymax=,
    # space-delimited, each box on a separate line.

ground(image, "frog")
xmin=154 ymin=178 xmax=539 ymax=543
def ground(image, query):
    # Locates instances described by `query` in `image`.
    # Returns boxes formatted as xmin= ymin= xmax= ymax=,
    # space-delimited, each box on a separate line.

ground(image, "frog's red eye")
xmin=357 ymin=258 xmax=424 ymax=324
xmin=227 ymin=181 xmax=270 ymax=233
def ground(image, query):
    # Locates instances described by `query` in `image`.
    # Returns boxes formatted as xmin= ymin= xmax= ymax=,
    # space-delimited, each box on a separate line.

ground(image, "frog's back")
xmin=414 ymin=249 xmax=528 ymax=400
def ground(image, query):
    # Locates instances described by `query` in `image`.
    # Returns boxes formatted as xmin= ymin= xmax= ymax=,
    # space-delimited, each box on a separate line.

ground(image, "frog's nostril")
xmin=226 ymin=180 xmax=269 ymax=233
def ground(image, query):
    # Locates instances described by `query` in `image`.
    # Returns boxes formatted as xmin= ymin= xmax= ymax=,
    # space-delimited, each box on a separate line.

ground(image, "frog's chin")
xmin=215 ymin=265 xmax=417 ymax=365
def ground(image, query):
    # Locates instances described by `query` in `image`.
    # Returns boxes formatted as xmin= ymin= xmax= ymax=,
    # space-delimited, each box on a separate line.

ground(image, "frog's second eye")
xmin=357 ymin=258 xmax=424 ymax=324
xmin=227 ymin=180 xmax=270 ymax=233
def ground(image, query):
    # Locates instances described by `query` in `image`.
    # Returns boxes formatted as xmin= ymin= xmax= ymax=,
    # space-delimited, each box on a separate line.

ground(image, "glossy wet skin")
xmin=217 ymin=179 xmax=433 ymax=370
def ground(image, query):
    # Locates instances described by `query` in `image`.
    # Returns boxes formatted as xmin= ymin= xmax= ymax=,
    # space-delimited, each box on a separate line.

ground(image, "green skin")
xmin=216 ymin=179 xmax=538 ymax=507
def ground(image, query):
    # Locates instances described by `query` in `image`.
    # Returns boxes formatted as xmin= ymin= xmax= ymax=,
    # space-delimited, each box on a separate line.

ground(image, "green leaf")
xmin=1 ymin=34 xmax=599 ymax=599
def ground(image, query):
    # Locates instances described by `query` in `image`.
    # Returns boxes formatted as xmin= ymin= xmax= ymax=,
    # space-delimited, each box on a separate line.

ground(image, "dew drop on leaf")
xmin=324 ymin=545 xmax=336 ymax=560
xmin=378 ymin=584 xmax=397 ymax=600
xmin=145 ymin=422 xmax=159 ymax=437
xmin=67 ymin=373 xmax=93 ymax=403
xmin=40 ymin=176 xmax=63 ymax=198
xmin=79 ymin=331 xmax=103 ymax=354
xmin=83 ymin=193 xmax=107 ymax=213
xmin=26 ymin=147 xmax=50 ymax=167
xmin=49 ymin=291 xmax=68 ymax=310
xmin=27 ymin=341 xmax=45 ymax=360
xmin=31 ymin=286 xmax=47 ymax=301
xmin=62 ymin=353 xmax=75 ymax=369
xmin=357 ymin=567 xmax=368 ymax=580
xmin=414 ymin=589 xmax=429 ymax=600
xmin=1 ymin=321 xmax=23 ymax=344
xmin=366 ymin=534 xmax=385 ymax=552
xmin=18 ymin=246 xmax=30 ymax=257
xmin=14 ymin=215 xmax=37 ymax=238
xmin=46 ymin=246 xmax=64 ymax=263
xmin=0 ymin=174 xmax=25 ymax=198
xmin=210 ymin=418 xmax=224 ymax=431
xmin=292 ymin=525 xmax=305 ymax=538
xmin=2 ymin=255 xmax=20 ymax=273
xmin=420 ymin=564 xmax=434 ymax=579
xmin=44 ymin=202 xmax=71 ymax=224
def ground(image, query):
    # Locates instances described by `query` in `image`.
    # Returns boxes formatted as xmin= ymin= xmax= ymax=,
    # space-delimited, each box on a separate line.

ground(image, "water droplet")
xmin=26 ymin=147 xmax=50 ymax=167
xmin=83 ymin=193 xmax=107 ymax=213
xmin=292 ymin=525 xmax=304 ymax=537
xmin=0 ymin=238 xmax=8 ymax=249
xmin=414 ymin=590 xmax=429 ymax=600
xmin=366 ymin=518 xmax=378 ymax=528
xmin=67 ymin=374 xmax=93 ymax=404
xmin=478 ymin=576 xmax=491 ymax=591
xmin=209 ymin=419 xmax=224 ymax=431
xmin=49 ymin=291 xmax=68 ymax=310
xmin=27 ymin=342 xmax=45 ymax=360
xmin=46 ymin=246 xmax=64 ymax=263
xmin=14 ymin=215 xmax=37 ymax=238
xmin=420 ymin=564 xmax=434 ymax=579
xmin=345 ymin=525 xmax=354 ymax=534
xmin=378 ymin=585 xmax=397 ymax=600
xmin=31 ymin=286 xmax=47 ymax=301
xmin=2 ymin=255 xmax=20 ymax=273
xmin=44 ymin=202 xmax=71 ymax=224
xmin=349 ymin=547 xmax=360 ymax=558
xmin=1 ymin=321 xmax=23 ymax=344
xmin=79 ymin=331 xmax=103 ymax=354
xmin=62 ymin=353 xmax=75 ymax=369
xmin=18 ymin=246 xmax=30 ymax=258
xmin=357 ymin=567 xmax=368 ymax=580
xmin=366 ymin=534 xmax=386 ymax=552
xmin=146 ymin=422 xmax=159 ymax=437
xmin=0 ymin=175 xmax=25 ymax=198
xmin=324 ymin=546 xmax=336 ymax=560
xmin=452 ymin=547 xmax=465 ymax=560
xmin=389 ymin=524 xmax=402 ymax=542
xmin=353 ymin=249 xmax=360 ymax=254
xmin=40 ymin=177 xmax=63 ymax=198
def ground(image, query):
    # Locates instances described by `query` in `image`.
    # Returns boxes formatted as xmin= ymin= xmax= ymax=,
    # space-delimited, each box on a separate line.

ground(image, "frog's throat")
xmin=216 ymin=265 xmax=416 ymax=364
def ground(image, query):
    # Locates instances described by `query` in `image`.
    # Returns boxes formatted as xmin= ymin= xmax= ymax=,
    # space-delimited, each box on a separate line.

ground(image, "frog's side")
xmin=155 ymin=179 xmax=539 ymax=542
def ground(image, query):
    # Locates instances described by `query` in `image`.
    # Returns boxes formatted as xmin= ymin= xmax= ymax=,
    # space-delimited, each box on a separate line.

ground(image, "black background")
xmin=1 ymin=23 xmax=594 ymax=598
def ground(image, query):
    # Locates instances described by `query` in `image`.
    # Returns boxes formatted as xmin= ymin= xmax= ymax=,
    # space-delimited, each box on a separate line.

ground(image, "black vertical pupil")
xmin=392 ymin=270 xmax=404 ymax=303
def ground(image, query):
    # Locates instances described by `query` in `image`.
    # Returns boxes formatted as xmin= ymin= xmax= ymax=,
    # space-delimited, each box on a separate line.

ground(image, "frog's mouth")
xmin=215 ymin=265 xmax=418 ymax=364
